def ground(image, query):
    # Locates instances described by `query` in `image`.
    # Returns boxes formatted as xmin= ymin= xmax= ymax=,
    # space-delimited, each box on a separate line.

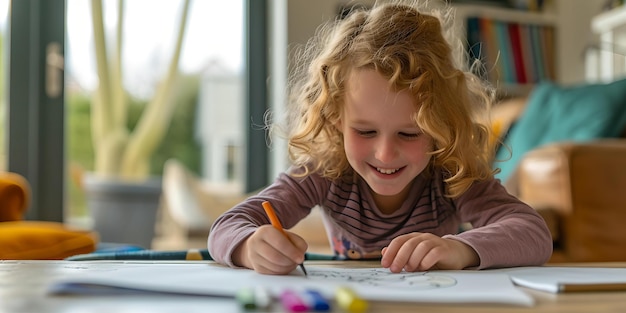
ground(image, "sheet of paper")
xmin=48 ymin=263 xmax=534 ymax=306
xmin=506 ymin=266 xmax=626 ymax=293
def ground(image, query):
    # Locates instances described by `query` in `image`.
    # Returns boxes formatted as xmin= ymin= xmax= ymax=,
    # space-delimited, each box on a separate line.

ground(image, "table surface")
xmin=1 ymin=260 xmax=625 ymax=313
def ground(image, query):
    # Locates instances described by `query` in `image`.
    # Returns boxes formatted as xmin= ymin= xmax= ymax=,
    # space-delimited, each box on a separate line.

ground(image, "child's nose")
xmin=375 ymin=137 xmax=398 ymax=163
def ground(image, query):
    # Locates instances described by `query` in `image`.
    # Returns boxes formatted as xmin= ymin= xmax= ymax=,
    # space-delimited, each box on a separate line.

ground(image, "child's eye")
xmin=399 ymin=132 xmax=420 ymax=139
xmin=355 ymin=129 xmax=376 ymax=137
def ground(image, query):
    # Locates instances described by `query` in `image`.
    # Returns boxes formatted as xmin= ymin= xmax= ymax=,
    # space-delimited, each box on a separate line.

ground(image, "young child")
xmin=208 ymin=0 xmax=552 ymax=275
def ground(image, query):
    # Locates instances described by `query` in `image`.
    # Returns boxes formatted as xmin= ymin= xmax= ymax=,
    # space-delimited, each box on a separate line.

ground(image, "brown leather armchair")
xmin=512 ymin=138 xmax=626 ymax=263
xmin=493 ymin=89 xmax=626 ymax=263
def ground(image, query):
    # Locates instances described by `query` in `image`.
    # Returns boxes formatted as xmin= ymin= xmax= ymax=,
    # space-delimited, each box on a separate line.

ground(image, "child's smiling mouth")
xmin=374 ymin=166 xmax=404 ymax=175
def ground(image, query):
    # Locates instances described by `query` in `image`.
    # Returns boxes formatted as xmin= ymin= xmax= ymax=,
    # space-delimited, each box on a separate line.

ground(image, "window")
xmin=7 ymin=1 xmax=269 ymax=244
xmin=65 ymin=0 xmax=246 ymax=229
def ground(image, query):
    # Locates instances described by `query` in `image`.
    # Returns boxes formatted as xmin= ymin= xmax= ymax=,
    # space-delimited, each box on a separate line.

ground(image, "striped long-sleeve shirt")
xmin=208 ymin=166 xmax=553 ymax=269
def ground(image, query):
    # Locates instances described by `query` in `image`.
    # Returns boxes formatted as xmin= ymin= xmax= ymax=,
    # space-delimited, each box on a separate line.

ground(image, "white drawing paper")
xmin=49 ymin=263 xmax=534 ymax=306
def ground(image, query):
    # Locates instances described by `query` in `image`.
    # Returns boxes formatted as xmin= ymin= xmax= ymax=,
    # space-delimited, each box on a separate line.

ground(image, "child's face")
xmin=339 ymin=69 xmax=433 ymax=202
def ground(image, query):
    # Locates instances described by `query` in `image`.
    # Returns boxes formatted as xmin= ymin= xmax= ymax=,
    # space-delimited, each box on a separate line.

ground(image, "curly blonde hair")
xmin=278 ymin=0 xmax=497 ymax=198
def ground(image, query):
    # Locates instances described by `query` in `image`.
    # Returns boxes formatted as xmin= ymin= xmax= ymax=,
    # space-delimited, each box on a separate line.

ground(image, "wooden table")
xmin=1 ymin=260 xmax=625 ymax=313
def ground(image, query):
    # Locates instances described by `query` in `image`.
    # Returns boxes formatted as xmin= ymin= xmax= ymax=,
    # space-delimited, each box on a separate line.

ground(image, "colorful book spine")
xmin=479 ymin=18 xmax=501 ymax=83
xmin=466 ymin=17 xmax=483 ymax=74
xmin=508 ymin=23 xmax=527 ymax=84
xmin=494 ymin=20 xmax=515 ymax=84
xmin=529 ymin=24 xmax=546 ymax=81
xmin=542 ymin=26 xmax=556 ymax=80
xmin=519 ymin=24 xmax=537 ymax=83
xmin=464 ymin=16 xmax=555 ymax=88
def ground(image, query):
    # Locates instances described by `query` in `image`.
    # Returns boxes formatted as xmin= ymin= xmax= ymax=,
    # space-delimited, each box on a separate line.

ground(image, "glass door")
xmin=65 ymin=0 xmax=246 ymax=247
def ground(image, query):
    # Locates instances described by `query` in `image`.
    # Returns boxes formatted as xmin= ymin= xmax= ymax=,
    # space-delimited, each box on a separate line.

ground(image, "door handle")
xmin=46 ymin=42 xmax=64 ymax=98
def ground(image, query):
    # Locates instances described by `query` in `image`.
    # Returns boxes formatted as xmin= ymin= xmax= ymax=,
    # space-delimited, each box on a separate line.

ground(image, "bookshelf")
xmin=452 ymin=4 xmax=558 ymax=98
xmin=283 ymin=0 xmax=604 ymax=97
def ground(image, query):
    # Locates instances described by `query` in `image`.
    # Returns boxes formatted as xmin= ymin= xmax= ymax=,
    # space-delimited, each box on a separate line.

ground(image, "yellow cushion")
xmin=0 ymin=221 xmax=98 ymax=260
xmin=490 ymin=97 xmax=527 ymax=144
xmin=0 ymin=172 xmax=30 ymax=222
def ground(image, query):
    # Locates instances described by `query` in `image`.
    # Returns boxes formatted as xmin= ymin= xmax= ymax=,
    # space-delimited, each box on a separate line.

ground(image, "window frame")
xmin=8 ymin=0 xmax=66 ymax=221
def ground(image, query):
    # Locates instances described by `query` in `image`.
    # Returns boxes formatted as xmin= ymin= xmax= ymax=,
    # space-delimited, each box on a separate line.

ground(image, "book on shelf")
xmin=478 ymin=17 xmax=501 ymax=83
xmin=519 ymin=24 xmax=536 ymax=83
xmin=541 ymin=26 xmax=556 ymax=81
xmin=528 ymin=24 xmax=544 ymax=81
xmin=508 ymin=22 xmax=527 ymax=83
xmin=493 ymin=20 xmax=516 ymax=83
xmin=465 ymin=16 xmax=556 ymax=88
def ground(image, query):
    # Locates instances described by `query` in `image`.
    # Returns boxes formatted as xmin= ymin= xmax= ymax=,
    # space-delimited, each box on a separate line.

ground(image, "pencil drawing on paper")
xmin=307 ymin=268 xmax=457 ymax=289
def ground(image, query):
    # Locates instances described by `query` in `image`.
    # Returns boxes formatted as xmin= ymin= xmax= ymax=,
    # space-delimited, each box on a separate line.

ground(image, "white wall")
xmin=555 ymin=0 xmax=607 ymax=85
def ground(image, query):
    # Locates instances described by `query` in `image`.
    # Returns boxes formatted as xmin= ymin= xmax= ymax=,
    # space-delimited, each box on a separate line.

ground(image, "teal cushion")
xmin=494 ymin=78 xmax=626 ymax=182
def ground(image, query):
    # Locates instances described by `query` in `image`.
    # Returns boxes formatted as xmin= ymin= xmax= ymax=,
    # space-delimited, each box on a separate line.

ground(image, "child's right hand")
xmin=380 ymin=232 xmax=479 ymax=272
xmin=232 ymin=225 xmax=308 ymax=275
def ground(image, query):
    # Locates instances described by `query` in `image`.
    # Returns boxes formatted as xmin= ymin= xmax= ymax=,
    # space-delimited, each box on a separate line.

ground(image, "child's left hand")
xmin=380 ymin=232 xmax=479 ymax=273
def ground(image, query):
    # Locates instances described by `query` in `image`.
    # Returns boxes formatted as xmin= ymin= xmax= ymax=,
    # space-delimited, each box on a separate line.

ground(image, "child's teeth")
xmin=377 ymin=168 xmax=398 ymax=174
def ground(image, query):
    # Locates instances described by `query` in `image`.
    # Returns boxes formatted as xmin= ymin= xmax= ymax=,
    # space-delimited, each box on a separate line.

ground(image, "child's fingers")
xmin=287 ymin=232 xmax=308 ymax=253
xmin=391 ymin=238 xmax=434 ymax=273
xmin=255 ymin=226 xmax=305 ymax=267
xmin=407 ymin=241 xmax=441 ymax=272
xmin=382 ymin=233 xmax=442 ymax=272
xmin=388 ymin=242 xmax=418 ymax=273
xmin=380 ymin=233 xmax=415 ymax=268
xmin=255 ymin=252 xmax=299 ymax=275
xmin=248 ymin=237 xmax=299 ymax=274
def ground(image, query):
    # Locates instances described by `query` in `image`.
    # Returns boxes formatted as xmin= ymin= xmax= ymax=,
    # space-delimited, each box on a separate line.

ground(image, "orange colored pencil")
xmin=261 ymin=201 xmax=308 ymax=276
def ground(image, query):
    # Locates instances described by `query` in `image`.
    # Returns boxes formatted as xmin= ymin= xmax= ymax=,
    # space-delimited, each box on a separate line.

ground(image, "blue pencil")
xmin=65 ymin=249 xmax=213 ymax=261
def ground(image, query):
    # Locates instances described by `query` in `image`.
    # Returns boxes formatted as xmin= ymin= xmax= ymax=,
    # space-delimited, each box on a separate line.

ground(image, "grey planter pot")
xmin=84 ymin=174 xmax=162 ymax=249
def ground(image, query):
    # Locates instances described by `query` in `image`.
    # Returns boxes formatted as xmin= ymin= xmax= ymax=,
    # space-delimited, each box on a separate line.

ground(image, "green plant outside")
xmin=66 ymin=73 xmax=202 ymax=218
xmin=90 ymin=0 xmax=191 ymax=179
